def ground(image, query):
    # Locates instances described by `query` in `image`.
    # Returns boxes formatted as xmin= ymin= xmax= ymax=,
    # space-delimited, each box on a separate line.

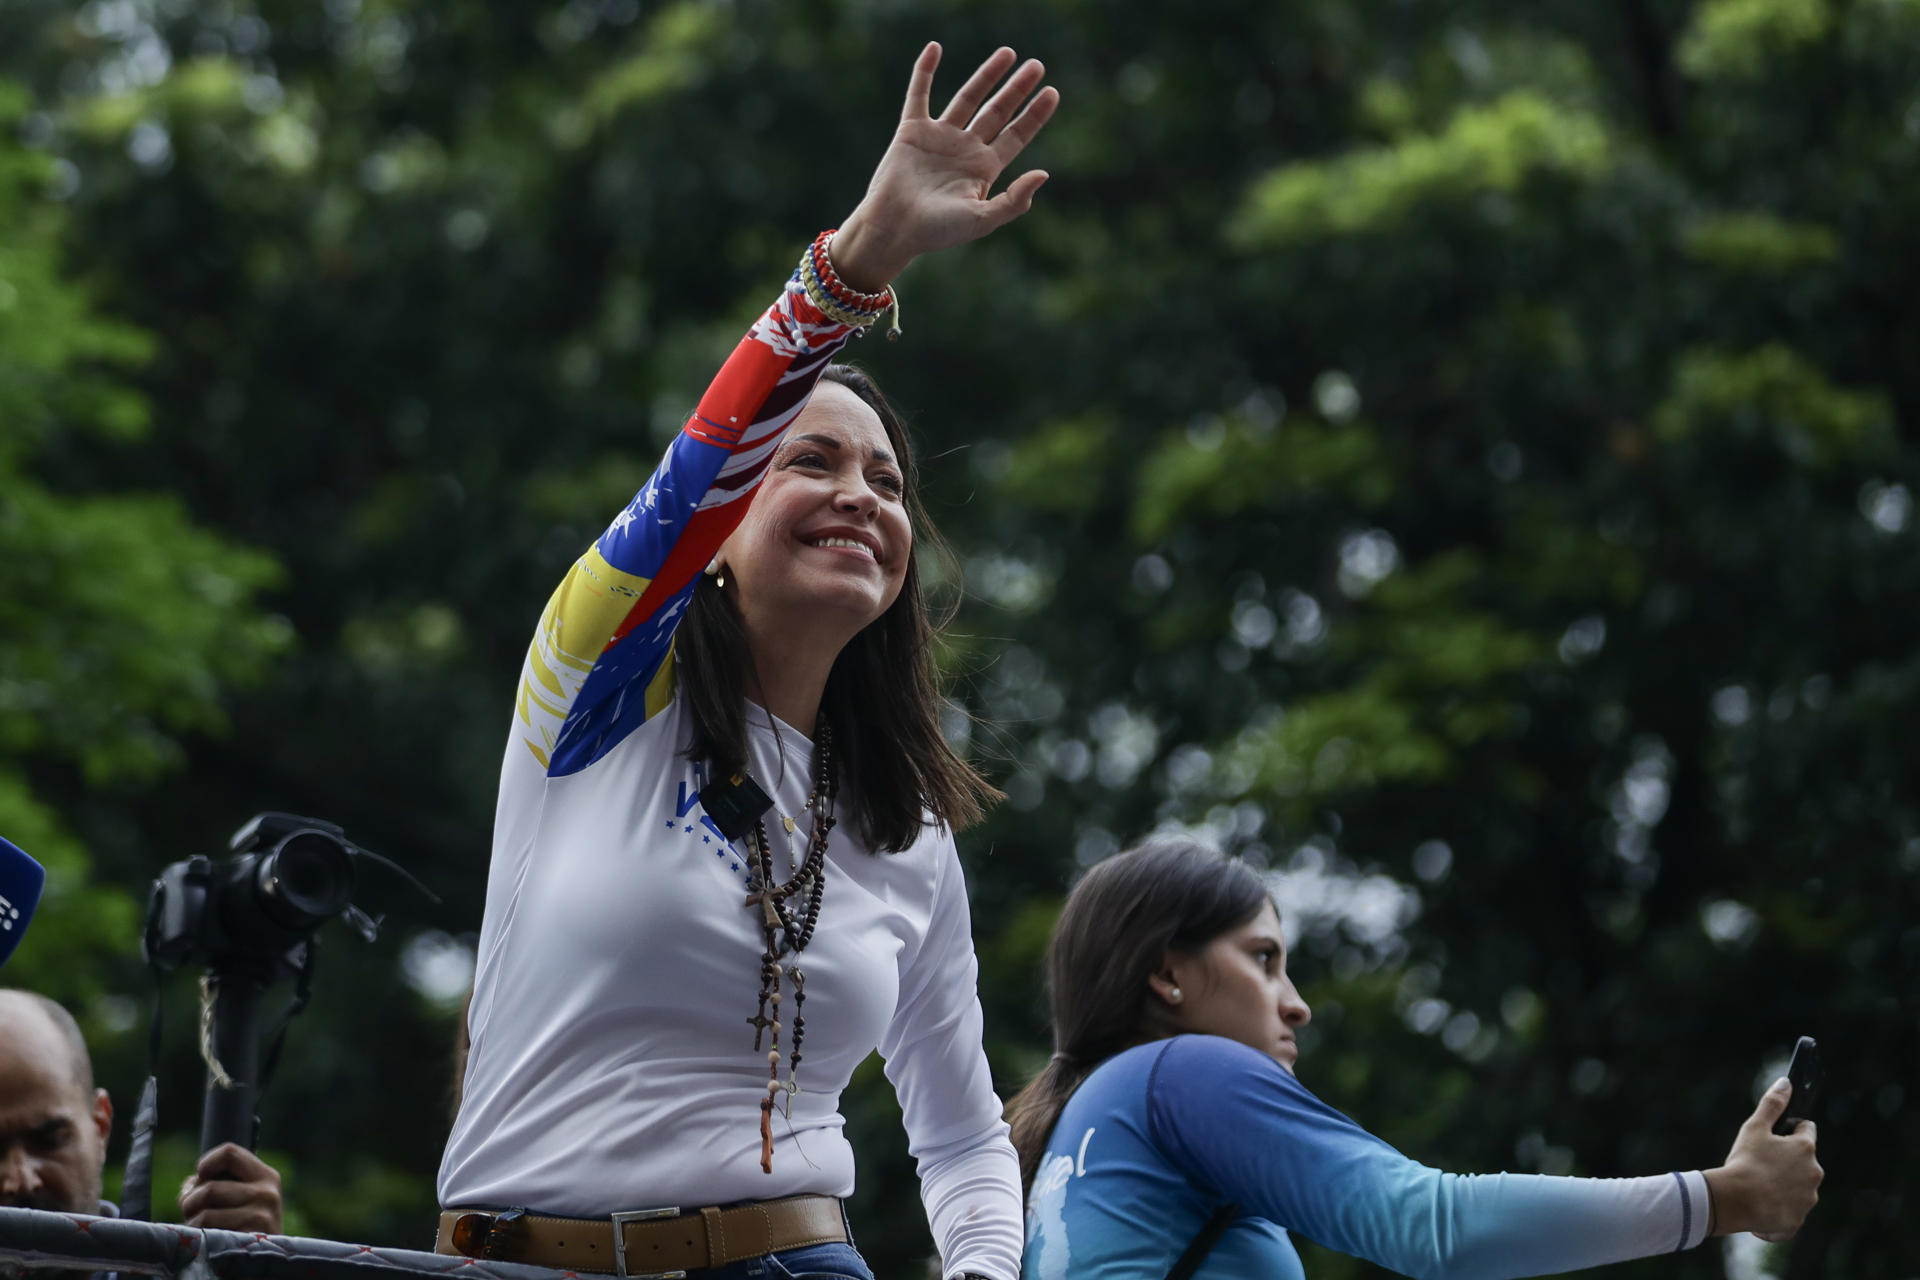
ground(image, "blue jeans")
xmin=688 ymin=1241 xmax=874 ymax=1280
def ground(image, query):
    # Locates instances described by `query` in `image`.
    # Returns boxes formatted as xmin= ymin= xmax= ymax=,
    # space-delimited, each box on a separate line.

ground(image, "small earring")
xmin=1168 ymin=987 xmax=1182 ymax=1004
xmin=705 ymin=558 xmax=726 ymax=590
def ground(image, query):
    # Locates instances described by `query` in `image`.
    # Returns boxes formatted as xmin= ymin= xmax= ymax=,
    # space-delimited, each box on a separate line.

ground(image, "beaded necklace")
xmin=743 ymin=716 xmax=836 ymax=1174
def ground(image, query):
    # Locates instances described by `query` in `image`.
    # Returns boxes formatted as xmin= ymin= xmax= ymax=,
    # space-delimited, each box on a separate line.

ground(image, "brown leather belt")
xmin=435 ymin=1195 xmax=849 ymax=1277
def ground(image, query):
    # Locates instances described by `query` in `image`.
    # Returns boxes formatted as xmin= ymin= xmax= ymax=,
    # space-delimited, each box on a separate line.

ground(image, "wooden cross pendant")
xmin=743 ymin=888 xmax=782 ymax=929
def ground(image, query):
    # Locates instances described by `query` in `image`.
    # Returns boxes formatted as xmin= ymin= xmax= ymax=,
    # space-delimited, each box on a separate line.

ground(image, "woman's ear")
xmin=1146 ymin=955 xmax=1188 ymax=1008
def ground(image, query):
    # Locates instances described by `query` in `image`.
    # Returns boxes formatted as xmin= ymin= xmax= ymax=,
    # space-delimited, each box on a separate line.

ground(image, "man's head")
xmin=0 ymin=989 xmax=112 ymax=1213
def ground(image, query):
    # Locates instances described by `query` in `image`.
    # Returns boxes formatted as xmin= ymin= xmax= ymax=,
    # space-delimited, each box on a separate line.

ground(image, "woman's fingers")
xmin=978 ymin=170 xmax=1050 ymax=232
xmin=1739 ymin=1077 xmax=1793 ymax=1140
xmin=1703 ymin=1076 xmax=1825 ymax=1238
xmin=967 ymin=57 xmax=1047 ymax=140
xmin=900 ymin=41 xmax=941 ymax=122
xmin=853 ymin=41 xmax=1058 ymax=264
xmin=938 ymin=46 xmax=1018 ymax=126
xmin=989 ymin=84 xmax=1061 ymax=165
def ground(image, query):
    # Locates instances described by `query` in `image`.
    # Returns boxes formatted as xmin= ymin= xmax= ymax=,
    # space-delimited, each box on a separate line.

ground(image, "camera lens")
xmin=254 ymin=831 xmax=354 ymax=929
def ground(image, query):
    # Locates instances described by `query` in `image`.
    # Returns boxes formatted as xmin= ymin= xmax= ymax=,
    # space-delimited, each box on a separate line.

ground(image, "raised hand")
xmin=1703 ymin=1077 xmax=1823 ymax=1240
xmin=832 ymin=43 xmax=1060 ymax=292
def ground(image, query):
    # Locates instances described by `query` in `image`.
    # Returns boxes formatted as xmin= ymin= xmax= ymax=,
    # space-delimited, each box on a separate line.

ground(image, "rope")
xmin=197 ymin=974 xmax=238 ymax=1090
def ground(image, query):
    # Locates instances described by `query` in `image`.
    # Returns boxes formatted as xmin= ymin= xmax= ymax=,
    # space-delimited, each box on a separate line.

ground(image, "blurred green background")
xmin=2 ymin=1 xmax=1914 ymax=1277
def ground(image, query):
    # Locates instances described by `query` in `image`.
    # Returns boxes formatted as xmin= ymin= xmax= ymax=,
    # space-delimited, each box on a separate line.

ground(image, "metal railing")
xmin=0 ymin=1209 xmax=572 ymax=1280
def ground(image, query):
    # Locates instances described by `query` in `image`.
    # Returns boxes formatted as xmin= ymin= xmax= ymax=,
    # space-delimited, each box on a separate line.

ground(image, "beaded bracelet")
xmin=798 ymin=229 xmax=903 ymax=340
xmin=808 ymin=228 xmax=890 ymax=311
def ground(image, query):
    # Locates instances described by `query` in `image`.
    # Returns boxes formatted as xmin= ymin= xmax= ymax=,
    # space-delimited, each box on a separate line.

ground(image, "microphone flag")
xmin=0 ymin=835 xmax=46 ymax=969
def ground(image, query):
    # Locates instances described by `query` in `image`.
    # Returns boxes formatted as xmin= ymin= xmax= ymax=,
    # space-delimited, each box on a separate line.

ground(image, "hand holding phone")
xmin=1773 ymin=1036 xmax=1819 ymax=1136
xmin=1704 ymin=1043 xmax=1824 ymax=1237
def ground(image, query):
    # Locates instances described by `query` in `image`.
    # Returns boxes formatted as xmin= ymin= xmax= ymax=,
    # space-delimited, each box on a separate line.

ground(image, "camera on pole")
xmin=141 ymin=812 xmax=428 ymax=1156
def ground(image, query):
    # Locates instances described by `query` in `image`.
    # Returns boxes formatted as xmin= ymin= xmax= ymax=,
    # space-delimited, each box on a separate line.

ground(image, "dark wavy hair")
xmin=1005 ymin=838 xmax=1273 ymax=1193
xmin=676 ymin=363 xmax=1002 ymax=852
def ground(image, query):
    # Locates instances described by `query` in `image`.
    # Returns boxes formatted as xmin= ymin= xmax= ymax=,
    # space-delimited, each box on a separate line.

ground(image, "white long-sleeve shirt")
xmin=435 ymin=270 xmax=1023 ymax=1280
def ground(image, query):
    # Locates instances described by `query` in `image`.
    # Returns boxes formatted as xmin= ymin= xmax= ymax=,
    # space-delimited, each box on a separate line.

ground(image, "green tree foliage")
xmin=0 ymin=75 xmax=285 ymax=1008
xmin=4 ymin=2 xmax=1914 ymax=1277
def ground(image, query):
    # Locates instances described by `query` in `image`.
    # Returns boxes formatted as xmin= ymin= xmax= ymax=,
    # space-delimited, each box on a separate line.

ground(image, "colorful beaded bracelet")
xmin=799 ymin=261 xmax=878 ymax=329
xmin=797 ymin=230 xmax=902 ymax=340
xmin=809 ymin=229 xmax=891 ymax=310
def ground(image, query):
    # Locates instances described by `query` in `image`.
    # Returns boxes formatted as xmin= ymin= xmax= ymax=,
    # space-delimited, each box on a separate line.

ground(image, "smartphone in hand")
xmin=1773 ymin=1036 xmax=1819 ymax=1135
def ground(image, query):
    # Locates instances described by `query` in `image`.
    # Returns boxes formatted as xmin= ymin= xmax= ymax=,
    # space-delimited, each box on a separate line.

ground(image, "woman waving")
xmin=437 ymin=43 xmax=1057 ymax=1280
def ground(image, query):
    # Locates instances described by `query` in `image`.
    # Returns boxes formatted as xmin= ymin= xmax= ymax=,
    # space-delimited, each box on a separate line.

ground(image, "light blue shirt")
xmin=1023 ymin=1036 xmax=1709 ymax=1280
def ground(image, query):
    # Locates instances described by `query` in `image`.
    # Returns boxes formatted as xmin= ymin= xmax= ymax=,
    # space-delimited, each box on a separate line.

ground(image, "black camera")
xmin=137 ymin=812 xmax=399 ymax=1156
xmin=145 ymin=812 xmax=362 ymax=979
xmin=122 ymin=811 xmax=432 ymax=1190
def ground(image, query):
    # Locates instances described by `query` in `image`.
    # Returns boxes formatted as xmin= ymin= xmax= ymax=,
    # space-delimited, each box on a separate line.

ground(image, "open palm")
xmin=835 ymin=44 xmax=1060 ymax=289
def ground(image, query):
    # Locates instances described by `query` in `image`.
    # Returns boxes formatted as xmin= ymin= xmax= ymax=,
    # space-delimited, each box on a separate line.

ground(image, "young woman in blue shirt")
xmin=1008 ymin=839 xmax=1822 ymax=1280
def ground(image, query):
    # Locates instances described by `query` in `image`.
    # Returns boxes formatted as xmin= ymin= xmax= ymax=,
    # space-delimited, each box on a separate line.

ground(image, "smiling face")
xmin=717 ymin=380 xmax=913 ymax=639
xmin=1153 ymin=901 xmax=1311 ymax=1072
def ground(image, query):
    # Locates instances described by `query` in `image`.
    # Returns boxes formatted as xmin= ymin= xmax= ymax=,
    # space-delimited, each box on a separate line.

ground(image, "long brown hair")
xmin=676 ymin=363 xmax=1002 ymax=853
xmin=1005 ymin=839 xmax=1273 ymax=1194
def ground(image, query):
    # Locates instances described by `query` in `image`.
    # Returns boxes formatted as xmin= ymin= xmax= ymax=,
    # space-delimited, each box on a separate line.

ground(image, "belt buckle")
xmin=610 ymin=1207 xmax=685 ymax=1279
xmin=451 ymin=1207 xmax=528 ymax=1261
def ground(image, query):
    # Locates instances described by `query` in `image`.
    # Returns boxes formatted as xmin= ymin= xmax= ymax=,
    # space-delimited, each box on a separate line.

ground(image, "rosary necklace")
xmin=743 ymin=716 xmax=836 ymax=1174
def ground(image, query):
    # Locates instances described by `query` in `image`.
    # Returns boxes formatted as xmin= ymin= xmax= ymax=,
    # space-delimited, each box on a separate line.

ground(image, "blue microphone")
xmin=0 ymin=835 xmax=46 ymax=969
